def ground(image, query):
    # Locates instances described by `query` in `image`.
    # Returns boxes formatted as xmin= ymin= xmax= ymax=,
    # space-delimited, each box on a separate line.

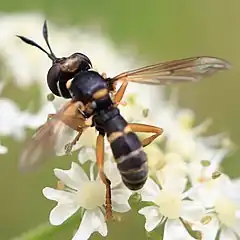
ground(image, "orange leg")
xmin=113 ymin=81 xmax=128 ymax=107
xmin=96 ymin=134 xmax=112 ymax=220
xmin=129 ymin=123 xmax=163 ymax=147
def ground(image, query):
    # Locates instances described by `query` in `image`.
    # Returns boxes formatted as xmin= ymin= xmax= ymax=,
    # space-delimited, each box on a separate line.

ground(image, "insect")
xmin=18 ymin=21 xmax=231 ymax=220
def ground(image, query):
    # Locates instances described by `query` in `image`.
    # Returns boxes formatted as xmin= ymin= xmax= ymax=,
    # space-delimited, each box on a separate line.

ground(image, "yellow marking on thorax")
xmin=93 ymin=88 xmax=108 ymax=99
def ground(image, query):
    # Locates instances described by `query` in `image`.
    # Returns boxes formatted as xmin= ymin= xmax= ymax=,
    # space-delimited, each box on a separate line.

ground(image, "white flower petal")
xmin=231 ymin=218 xmax=240 ymax=236
xmin=235 ymin=210 xmax=240 ymax=218
xmin=77 ymin=128 xmax=96 ymax=149
xmin=200 ymin=215 xmax=219 ymax=240
xmin=73 ymin=209 xmax=107 ymax=240
xmin=164 ymin=219 xmax=195 ymax=240
xmin=138 ymin=206 xmax=162 ymax=232
xmin=104 ymin=160 xmax=122 ymax=188
xmin=181 ymin=200 xmax=205 ymax=222
xmin=220 ymin=228 xmax=237 ymax=240
xmin=54 ymin=162 xmax=89 ymax=190
xmin=0 ymin=98 xmax=25 ymax=140
xmin=49 ymin=203 xmax=80 ymax=226
xmin=166 ymin=134 xmax=197 ymax=160
xmin=78 ymin=147 xmax=96 ymax=164
xmin=187 ymin=182 xmax=219 ymax=208
xmin=42 ymin=187 xmax=79 ymax=225
xmin=111 ymin=186 xmax=132 ymax=213
xmin=159 ymin=154 xmax=187 ymax=181
xmin=0 ymin=144 xmax=7 ymax=154
xmin=145 ymin=144 xmax=165 ymax=172
xmin=42 ymin=187 xmax=76 ymax=203
xmin=111 ymin=188 xmax=132 ymax=204
xmin=161 ymin=175 xmax=187 ymax=195
xmin=139 ymin=178 xmax=160 ymax=202
xmin=112 ymin=201 xmax=131 ymax=213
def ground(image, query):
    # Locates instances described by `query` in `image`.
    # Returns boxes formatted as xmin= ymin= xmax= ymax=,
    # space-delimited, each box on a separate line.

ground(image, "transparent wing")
xmin=19 ymin=101 xmax=87 ymax=172
xmin=111 ymin=56 xmax=231 ymax=85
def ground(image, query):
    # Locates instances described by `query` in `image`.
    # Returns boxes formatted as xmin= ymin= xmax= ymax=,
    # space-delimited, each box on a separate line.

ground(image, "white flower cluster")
xmin=46 ymin=93 xmax=237 ymax=240
xmin=0 ymin=13 xmax=238 ymax=240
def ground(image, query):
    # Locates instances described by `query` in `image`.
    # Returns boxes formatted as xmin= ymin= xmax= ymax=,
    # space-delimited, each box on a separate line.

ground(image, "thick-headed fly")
xmin=18 ymin=21 xmax=231 ymax=220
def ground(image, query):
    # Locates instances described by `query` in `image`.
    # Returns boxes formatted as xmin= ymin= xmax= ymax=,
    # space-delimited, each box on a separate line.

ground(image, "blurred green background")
xmin=0 ymin=0 xmax=240 ymax=239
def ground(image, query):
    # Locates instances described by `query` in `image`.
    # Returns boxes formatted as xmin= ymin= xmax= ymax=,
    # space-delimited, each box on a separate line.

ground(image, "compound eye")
xmin=47 ymin=63 xmax=72 ymax=98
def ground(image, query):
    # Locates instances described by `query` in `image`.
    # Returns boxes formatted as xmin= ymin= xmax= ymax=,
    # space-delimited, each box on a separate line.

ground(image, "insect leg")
xmin=64 ymin=116 xmax=94 ymax=154
xmin=64 ymin=129 xmax=83 ymax=155
xmin=113 ymin=81 xmax=128 ymax=107
xmin=96 ymin=133 xmax=112 ymax=220
xmin=128 ymin=123 xmax=163 ymax=147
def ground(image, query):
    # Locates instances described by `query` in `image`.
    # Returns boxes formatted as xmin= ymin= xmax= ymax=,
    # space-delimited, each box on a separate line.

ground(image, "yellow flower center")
xmin=214 ymin=197 xmax=237 ymax=227
xmin=76 ymin=181 xmax=105 ymax=210
xmin=155 ymin=190 xmax=182 ymax=219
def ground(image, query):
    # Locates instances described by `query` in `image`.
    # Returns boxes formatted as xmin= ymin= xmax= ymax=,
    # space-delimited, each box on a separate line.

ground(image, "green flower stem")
xmin=11 ymin=222 xmax=55 ymax=240
xmin=11 ymin=213 xmax=80 ymax=240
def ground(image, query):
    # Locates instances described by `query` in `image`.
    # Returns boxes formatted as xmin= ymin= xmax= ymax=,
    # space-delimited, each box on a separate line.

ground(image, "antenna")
xmin=16 ymin=20 xmax=57 ymax=62
xmin=42 ymin=20 xmax=57 ymax=60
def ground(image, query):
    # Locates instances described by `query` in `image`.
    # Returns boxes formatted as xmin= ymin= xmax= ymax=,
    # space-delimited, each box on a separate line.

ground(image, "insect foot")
xmin=64 ymin=143 xmax=73 ymax=155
